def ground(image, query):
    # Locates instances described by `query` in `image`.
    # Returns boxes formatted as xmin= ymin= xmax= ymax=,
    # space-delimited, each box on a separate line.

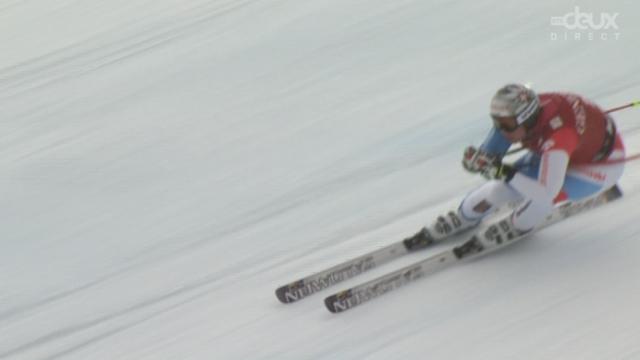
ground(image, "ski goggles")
xmin=491 ymin=115 xmax=519 ymax=132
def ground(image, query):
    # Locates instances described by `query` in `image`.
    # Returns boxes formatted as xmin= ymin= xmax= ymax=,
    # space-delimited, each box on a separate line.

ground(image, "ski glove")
xmin=462 ymin=146 xmax=517 ymax=182
xmin=462 ymin=146 xmax=497 ymax=173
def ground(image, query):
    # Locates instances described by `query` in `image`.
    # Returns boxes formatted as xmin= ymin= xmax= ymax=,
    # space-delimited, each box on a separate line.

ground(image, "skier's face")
xmin=492 ymin=116 xmax=527 ymax=143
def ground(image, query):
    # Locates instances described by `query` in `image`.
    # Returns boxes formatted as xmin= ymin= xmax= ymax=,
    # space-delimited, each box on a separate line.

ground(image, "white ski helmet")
xmin=490 ymin=83 xmax=540 ymax=127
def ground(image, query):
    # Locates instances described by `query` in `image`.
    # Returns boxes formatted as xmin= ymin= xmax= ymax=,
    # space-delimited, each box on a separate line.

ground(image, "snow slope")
xmin=1 ymin=0 xmax=640 ymax=359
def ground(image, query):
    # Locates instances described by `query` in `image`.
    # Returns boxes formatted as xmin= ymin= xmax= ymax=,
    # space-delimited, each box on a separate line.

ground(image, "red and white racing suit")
xmin=460 ymin=92 xmax=625 ymax=231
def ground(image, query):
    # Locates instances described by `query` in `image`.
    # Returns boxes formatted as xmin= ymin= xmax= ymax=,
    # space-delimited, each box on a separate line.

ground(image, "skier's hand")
xmin=462 ymin=146 xmax=516 ymax=181
xmin=462 ymin=146 xmax=496 ymax=173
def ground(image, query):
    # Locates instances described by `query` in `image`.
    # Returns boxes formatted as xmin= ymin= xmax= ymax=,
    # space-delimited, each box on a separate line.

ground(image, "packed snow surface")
xmin=1 ymin=1 xmax=639 ymax=359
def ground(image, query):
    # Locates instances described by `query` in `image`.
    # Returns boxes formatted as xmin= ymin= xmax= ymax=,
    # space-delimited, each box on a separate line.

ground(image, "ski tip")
xmin=275 ymin=286 xmax=293 ymax=304
xmin=324 ymin=294 xmax=339 ymax=313
xmin=276 ymin=286 xmax=287 ymax=304
xmin=324 ymin=290 xmax=352 ymax=313
xmin=276 ymin=280 xmax=306 ymax=304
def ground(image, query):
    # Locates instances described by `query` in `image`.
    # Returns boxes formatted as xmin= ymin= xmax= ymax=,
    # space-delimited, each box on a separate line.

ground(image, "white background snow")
xmin=1 ymin=0 xmax=640 ymax=359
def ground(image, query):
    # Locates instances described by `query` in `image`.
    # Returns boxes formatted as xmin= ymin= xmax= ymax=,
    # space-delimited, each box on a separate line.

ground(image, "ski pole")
xmin=604 ymin=100 xmax=640 ymax=114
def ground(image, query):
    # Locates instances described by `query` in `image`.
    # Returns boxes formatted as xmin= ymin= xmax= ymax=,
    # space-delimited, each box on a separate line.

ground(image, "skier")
xmin=418 ymin=83 xmax=625 ymax=243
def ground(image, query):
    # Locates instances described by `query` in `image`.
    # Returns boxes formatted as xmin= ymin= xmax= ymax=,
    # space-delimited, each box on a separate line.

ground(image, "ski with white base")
xmin=324 ymin=185 xmax=623 ymax=313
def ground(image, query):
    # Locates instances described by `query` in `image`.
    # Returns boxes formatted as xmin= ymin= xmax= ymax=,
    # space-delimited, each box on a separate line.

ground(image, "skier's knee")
xmin=511 ymin=198 xmax=554 ymax=231
xmin=460 ymin=180 xmax=520 ymax=220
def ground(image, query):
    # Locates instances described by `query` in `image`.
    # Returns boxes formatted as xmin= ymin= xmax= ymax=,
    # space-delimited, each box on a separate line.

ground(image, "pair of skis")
xmin=275 ymin=186 xmax=623 ymax=313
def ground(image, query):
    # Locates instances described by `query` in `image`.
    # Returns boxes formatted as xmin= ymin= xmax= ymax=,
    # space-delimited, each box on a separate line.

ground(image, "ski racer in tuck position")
xmin=417 ymin=83 xmax=625 ymax=244
xmin=276 ymin=84 xmax=631 ymax=309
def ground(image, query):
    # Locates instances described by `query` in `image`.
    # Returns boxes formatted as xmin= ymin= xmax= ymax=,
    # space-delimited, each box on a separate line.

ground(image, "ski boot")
xmin=403 ymin=209 xmax=478 ymax=251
